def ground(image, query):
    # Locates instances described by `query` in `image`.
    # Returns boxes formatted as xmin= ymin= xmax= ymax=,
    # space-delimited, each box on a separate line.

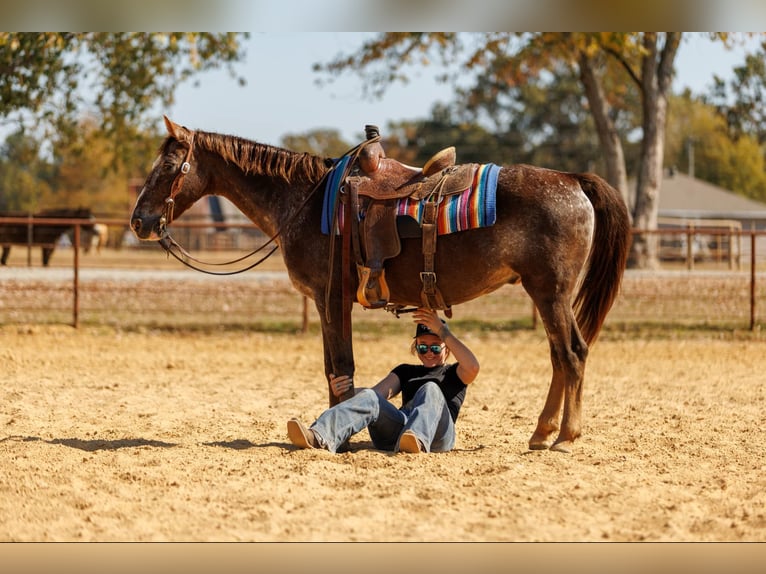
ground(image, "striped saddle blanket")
xmin=321 ymin=161 xmax=500 ymax=236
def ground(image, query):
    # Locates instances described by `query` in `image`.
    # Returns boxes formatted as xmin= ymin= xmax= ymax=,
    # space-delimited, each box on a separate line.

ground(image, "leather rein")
xmin=157 ymin=131 xmax=327 ymax=276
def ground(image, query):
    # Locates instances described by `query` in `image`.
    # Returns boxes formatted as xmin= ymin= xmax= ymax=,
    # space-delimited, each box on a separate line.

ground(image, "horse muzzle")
xmin=130 ymin=215 xmax=163 ymax=241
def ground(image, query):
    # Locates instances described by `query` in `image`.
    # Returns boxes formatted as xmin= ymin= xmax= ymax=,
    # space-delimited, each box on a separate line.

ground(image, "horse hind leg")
xmin=42 ymin=247 xmax=54 ymax=267
xmin=528 ymin=298 xmax=588 ymax=453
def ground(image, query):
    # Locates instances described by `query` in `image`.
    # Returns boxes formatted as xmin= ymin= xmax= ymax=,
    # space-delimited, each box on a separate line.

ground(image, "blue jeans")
xmin=310 ymin=382 xmax=456 ymax=453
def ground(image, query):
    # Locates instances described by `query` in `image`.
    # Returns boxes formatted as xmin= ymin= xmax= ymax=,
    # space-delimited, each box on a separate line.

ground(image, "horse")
xmin=130 ymin=117 xmax=631 ymax=452
xmin=0 ymin=207 xmax=95 ymax=266
xmin=84 ymin=223 xmax=109 ymax=254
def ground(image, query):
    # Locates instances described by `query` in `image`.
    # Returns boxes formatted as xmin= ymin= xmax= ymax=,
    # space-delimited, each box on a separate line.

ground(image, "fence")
xmin=2 ymin=217 xmax=766 ymax=333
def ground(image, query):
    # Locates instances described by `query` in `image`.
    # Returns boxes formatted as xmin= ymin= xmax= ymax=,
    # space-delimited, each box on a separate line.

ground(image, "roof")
xmin=630 ymin=171 xmax=766 ymax=220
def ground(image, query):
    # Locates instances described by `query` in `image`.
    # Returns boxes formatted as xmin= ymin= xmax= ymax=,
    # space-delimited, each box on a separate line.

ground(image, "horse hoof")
xmin=528 ymin=436 xmax=553 ymax=450
xmin=550 ymin=440 xmax=573 ymax=453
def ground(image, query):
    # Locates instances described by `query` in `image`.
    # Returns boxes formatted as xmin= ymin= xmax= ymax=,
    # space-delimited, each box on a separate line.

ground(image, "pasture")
xmin=1 ymin=248 xmax=766 ymax=541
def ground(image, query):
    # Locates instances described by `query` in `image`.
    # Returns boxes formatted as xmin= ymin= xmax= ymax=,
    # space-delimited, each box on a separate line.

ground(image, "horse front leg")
xmin=316 ymin=296 xmax=355 ymax=407
xmin=529 ymin=300 xmax=588 ymax=452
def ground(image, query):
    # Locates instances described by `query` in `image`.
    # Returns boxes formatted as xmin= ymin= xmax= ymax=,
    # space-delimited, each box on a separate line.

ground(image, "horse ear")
xmin=164 ymin=115 xmax=180 ymax=138
xmin=163 ymin=115 xmax=192 ymax=143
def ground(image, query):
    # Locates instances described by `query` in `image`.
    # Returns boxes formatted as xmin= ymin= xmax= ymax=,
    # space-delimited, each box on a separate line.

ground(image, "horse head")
xmin=131 ymin=116 xmax=207 ymax=241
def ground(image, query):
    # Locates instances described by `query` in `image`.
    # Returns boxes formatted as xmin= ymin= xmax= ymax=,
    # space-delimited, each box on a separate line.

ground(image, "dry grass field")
xmin=1 ymin=246 xmax=766 ymax=542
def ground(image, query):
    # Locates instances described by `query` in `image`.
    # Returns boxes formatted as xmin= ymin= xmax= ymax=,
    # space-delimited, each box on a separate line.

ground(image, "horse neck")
xmin=196 ymin=135 xmax=328 ymax=237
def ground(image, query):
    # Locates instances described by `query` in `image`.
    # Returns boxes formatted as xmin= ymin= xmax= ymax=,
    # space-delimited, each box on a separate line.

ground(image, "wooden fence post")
xmin=73 ymin=223 xmax=80 ymax=328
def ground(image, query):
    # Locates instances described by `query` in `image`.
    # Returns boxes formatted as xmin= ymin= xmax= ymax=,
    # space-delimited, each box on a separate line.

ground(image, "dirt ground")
xmin=2 ymin=320 xmax=765 ymax=542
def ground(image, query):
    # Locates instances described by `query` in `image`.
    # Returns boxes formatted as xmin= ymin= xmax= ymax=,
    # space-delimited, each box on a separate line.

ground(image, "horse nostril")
xmin=131 ymin=218 xmax=142 ymax=232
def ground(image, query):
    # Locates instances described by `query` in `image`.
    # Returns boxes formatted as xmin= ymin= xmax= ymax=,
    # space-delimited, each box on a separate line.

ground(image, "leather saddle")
xmin=342 ymin=125 xmax=470 ymax=313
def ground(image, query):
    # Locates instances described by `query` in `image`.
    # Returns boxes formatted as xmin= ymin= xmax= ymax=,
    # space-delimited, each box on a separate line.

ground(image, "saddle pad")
xmin=396 ymin=163 xmax=499 ymax=235
xmin=320 ymin=155 xmax=351 ymax=235
xmin=321 ymin=162 xmax=500 ymax=236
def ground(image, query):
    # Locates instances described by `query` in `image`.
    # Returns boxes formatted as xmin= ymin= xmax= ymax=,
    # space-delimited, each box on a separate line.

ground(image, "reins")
xmin=159 ymin=234 xmax=280 ymax=276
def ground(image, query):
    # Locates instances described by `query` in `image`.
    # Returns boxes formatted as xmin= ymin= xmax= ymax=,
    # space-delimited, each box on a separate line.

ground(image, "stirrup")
xmin=356 ymin=265 xmax=390 ymax=309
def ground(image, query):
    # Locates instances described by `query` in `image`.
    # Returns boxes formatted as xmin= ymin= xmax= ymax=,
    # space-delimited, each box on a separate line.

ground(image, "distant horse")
xmin=130 ymin=117 xmax=630 ymax=452
xmin=84 ymin=223 xmax=108 ymax=254
xmin=0 ymin=208 xmax=95 ymax=266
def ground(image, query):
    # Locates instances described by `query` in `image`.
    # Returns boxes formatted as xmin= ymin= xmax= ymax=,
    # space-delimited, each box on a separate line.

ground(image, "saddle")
xmin=342 ymin=125 xmax=471 ymax=314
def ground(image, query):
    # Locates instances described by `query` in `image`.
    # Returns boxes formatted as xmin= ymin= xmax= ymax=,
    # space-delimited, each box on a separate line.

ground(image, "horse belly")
xmin=384 ymin=230 xmax=518 ymax=307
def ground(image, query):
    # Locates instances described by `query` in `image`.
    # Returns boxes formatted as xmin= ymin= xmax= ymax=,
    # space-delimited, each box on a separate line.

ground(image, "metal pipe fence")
xmin=2 ymin=217 xmax=766 ymax=333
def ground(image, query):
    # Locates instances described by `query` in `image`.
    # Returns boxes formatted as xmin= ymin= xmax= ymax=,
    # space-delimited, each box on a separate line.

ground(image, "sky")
xmin=166 ymin=32 xmax=764 ymax=147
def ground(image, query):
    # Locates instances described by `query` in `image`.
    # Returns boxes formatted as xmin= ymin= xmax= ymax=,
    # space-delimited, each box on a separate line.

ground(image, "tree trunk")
xmin=630 ymin=33 xmax=681 ymax=269
xmin=578 ymin=51 xmax=630 ymax=210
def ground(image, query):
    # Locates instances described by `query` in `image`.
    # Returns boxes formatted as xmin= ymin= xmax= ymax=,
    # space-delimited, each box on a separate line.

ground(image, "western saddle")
xmin=339 ymin=125 xmax=476 ymax=316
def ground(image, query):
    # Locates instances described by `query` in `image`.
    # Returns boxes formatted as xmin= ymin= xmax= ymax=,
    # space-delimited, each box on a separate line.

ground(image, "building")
xmin=629 ymin=170 xmax=766 ymax=266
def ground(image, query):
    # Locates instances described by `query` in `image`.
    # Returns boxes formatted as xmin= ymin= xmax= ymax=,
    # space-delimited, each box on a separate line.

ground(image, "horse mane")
xmin=192 ymin=130 xmax=330 ymax=184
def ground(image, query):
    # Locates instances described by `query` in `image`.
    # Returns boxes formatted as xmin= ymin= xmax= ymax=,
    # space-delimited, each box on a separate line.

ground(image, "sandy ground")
xmin=2 ymin=322 xmax=765 ymax=542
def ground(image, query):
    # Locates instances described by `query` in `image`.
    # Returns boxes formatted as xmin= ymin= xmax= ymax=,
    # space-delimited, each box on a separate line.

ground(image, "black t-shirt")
xmin=391 ymin=363 xmax=467 ymax=422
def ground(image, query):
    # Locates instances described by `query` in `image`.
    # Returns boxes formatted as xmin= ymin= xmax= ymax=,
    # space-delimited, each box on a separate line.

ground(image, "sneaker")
xmin=398 ymin=430 xmax=424 ymax=453
xmin=287 ymin=418 xmax=319 ymax=449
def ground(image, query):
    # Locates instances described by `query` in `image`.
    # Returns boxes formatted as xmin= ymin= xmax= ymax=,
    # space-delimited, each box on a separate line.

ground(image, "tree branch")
xmin=601 ymin=43 xmax=642 ymax=88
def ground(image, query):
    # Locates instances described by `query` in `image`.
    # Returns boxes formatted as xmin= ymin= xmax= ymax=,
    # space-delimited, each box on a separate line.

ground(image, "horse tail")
xmin=573 ymin=173 xmax=631 ymax=345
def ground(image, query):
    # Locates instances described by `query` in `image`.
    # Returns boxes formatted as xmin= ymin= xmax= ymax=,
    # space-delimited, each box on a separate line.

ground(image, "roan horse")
xmin=131 ymin=117 xmax=630 ymax=452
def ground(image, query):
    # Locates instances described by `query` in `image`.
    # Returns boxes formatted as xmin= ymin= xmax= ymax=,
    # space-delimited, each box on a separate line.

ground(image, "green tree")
xmin=314 ymin=32 xmax=752 ymax=268
xmin=0 ymin=130 xmax=53 ymax=211
xmin=383 ymin=102 xmax=518 ymax=166
xmin=666 ymin=92 xmax=766 ymax=202
xmin=0 ymin=116 xmax=162 ymax=216
xmin=281 ymin=128 xmax=352 ymax=157
xmin=707 ymin=39 xmax=766 ymax=145
xmin=457 ymin=59 xmax=632 ymax=174
xmin=0 ymin=32 xmax=247 ymax=165
xmin=47 ymin=116 xmax=162 ymax=216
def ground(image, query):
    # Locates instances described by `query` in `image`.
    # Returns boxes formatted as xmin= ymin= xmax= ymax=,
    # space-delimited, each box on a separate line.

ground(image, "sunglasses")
xmin=416 ymin=343 xmax=445 ymax=355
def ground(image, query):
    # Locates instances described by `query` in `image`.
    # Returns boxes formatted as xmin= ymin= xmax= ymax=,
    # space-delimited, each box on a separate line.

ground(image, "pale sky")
xmin=166 ymin=32 xmax=764 ymax=147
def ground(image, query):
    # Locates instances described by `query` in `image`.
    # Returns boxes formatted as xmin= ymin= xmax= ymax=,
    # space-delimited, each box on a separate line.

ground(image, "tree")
xmin=281 ymin=128 xmax=352 ymax=158
xmin=613 ymin=33 xmax=681 ymax=268
xmin=0 ymin=116 xmax=162 ymax=215
xmin=666 ymin=91 xmax=766 ymax=202
xmin=0 ymin=130 xmax=53 ymax=211
xmin=314 ymin=33 xmax=638 ymax=196
xmin=457 ymin=58 xmax=628 ymax=174
xmin=707 ymin=39 xmax=766 ymax=145
xmin=48 ymin=116 xmax=162 ymax=216
xmin=0 ymin=32 xmax=247 ymax=166
xmin=314 ymin=32 xmax=738 ymax=268
xmin=385 ymin=102 xmax=518 ymax=166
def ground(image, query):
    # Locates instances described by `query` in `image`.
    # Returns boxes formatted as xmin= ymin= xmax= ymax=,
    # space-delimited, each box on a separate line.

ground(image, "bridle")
xmin=156 ymin=130 xmax=334 ymax=276
xmin=158 ymin=131 xmax=195 ymax=237
xmin=156 ymin=131 xmax=286 ymax=275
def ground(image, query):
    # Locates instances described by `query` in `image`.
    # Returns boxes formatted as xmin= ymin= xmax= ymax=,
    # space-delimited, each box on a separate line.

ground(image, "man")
xmin=287 ymin=308 xmax=480 ymax=453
